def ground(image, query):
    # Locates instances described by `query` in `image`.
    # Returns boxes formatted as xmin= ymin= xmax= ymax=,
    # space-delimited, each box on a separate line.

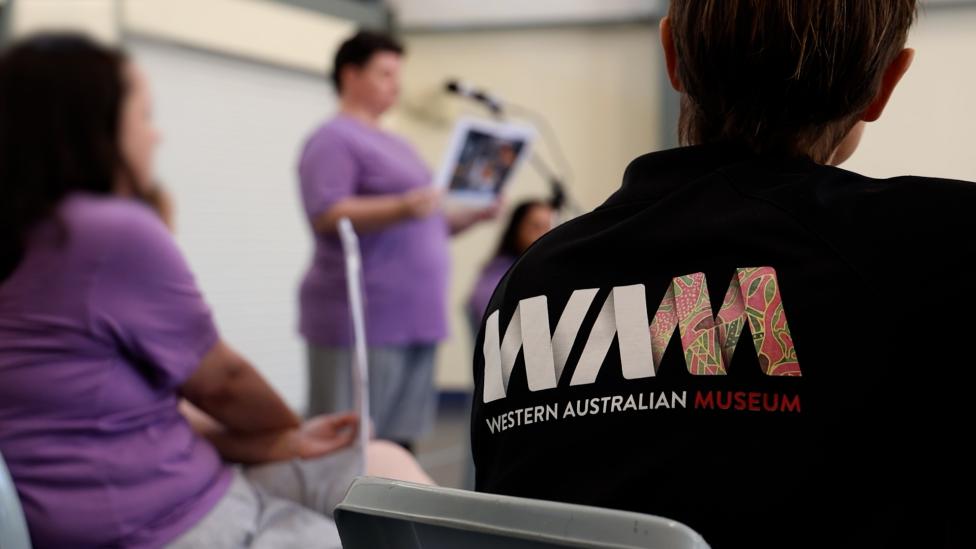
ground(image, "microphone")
xmin=444 ymin=79 xmax=503 ymax=115
xmin=548 ymin=180 xmax=566 ymax=211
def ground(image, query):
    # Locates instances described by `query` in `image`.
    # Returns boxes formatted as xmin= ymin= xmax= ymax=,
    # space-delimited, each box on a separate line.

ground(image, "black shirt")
xmin=471 ymin=144 xmax=974 ymax=548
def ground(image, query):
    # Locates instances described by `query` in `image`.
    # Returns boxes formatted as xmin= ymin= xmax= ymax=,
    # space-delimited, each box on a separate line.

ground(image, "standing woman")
xmin=299 ymin=31 xmax=495 ymax=451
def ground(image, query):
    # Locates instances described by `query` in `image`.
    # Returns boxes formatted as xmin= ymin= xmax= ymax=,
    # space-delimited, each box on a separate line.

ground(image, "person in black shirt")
xmin=471 ymin=1 xmax=971 ymax=547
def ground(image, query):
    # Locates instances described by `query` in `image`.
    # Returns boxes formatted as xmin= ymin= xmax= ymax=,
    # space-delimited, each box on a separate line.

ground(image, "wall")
xmin=842 ymin=7 xmax=976 ymax=182
xmin=130 ymin=39 xmax=334 ymax=411
xmin=121 ymin=1 xmax=353 ymax=409
xmin=8 ymin=0 xmax=118 ymax=42
xmin=122 ymin=0 xmax=353 ymax=74
xmin=389 ymin=24 xmax=661 ymax=389
xmin=7 ymin=0 xmax=355 ymax=71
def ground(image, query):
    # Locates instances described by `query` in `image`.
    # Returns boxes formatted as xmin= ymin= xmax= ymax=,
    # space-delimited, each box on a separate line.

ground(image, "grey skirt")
xmin=306 ymin=343 xmax=438 ymax=442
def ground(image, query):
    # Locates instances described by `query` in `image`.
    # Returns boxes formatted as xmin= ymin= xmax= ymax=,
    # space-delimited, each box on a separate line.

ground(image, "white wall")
xmin=130 ymin=39 xmax=334 ymax=410
xmin=389 ymin=24 xmax=661 ymax=389
xmin=120 ymin=2 xmax=354 ymax=410
xmin=9 ymin=0 xmax=118 ymax=43
xmin=842 ymin=7 xmax=976 ymax=182
xmin=8 ymin=0 xmax=355 ymax=72
xmin=122 ymin=0 xmax=353 ymax=74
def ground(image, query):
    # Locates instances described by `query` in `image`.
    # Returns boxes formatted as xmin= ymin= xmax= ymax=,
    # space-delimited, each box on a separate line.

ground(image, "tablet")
xmin=434 ymin=117 xmax=535 ymax=205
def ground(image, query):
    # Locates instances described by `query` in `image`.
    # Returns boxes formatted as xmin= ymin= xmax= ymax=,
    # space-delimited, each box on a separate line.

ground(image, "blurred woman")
xmin=467 ymin=199 xmax=556 ymax=329
xmin=299 ymin=31 xmax=497 ymax=452
xmin=0 ymin=34 xmax=428 ymax=549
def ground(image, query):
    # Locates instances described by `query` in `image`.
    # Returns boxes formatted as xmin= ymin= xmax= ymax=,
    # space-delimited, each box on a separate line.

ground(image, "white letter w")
xmin=482 ymin=285 xmax=653 ymax=403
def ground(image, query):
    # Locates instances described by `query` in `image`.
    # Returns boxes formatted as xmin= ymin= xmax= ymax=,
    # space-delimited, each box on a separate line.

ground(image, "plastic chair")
xmin=0 ymin=451 xmax=32 ymax=549
xmin=335 ymin=477 xmax=710 ymax=549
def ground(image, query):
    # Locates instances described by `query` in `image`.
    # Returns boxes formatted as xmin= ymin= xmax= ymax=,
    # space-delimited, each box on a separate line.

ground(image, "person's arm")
xmin=446 ymin=198 xmax=503 ymax=236
xmin=180 ymin=399 xmax=296 ymax=464
xmin=180 ymin=398 xmax=358 ymax=465
xmin=301 ymin=129 xmax=441 ymax=235
xmin=179 ymin=342 xmax=359 ymax=464
xmin=311 ymin=187 xmax=441 ymax=234
xmin=180 ymin=340 xmax=300 ymax=434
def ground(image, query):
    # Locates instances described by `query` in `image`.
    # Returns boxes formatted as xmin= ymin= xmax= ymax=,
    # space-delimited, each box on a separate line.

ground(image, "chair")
xmin=0 ymin=451 xmax=32 ymax=549
xmin=335 ymin=477 xmax=710 ymax=549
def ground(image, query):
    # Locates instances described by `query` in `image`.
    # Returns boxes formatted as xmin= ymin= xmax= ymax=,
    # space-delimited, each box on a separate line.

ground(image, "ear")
xmin=861 ymin=48 xmax=914 ymax=122
xmin=660 ymin=16 xmax=683 ymax=92
xmin=338 ymin=64 xmax=360 ymax=94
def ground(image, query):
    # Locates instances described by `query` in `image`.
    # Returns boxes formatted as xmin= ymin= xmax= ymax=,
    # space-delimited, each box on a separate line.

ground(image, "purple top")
xmin=0 ymin=194 xmax=231 ymax=548
xmin=298 ymin=114 xmax=449 ymax=347
xmin=467 ymin=255 xmax=516 ymax=328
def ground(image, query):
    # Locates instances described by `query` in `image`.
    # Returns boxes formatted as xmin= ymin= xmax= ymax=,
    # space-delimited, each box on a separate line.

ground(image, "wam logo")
xmin=482 ymin=267 xmax=800 ymax=403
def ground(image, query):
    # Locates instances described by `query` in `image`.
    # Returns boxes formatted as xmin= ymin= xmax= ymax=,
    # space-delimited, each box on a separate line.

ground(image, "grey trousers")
xmin=306 ymin=344 xmax=438 ymax=443
xmin=166 ymin=447 xmax=361 ymax=548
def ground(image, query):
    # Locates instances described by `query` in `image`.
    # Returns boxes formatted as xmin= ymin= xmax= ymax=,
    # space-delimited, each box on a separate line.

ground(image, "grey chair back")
xmin=335 ymin=476 xmax=709 ymax=549
xmin=0 ymin=451 xmax=32 ymax=549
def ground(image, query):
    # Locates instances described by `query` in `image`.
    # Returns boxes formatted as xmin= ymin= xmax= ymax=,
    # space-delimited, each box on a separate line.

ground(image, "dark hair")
xmin=495 ymin=200 xmax=554 ymax=258
xmin=0 ymin=33 xmax=130 ymax=282
xmin=669 ymin=0 xmax=917 ymax=162
xmin=331 ymin=30 xmax=404 ymax=93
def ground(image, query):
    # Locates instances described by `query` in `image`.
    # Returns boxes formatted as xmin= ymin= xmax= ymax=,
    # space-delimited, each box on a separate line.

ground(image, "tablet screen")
xmin=435 ymin=117 xmax=535 ymax=205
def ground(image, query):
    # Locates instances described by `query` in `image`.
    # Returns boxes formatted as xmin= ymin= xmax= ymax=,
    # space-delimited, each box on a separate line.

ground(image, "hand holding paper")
xmin=400 ymin=186 xmax=442 ymax=219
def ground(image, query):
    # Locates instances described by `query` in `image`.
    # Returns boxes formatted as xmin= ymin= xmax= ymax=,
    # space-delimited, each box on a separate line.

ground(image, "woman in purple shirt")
xmin=0 ymin=34 xmax=429 ymax=548
xmin=299 ymin=31 xmax=497 ymax=451
xmin=467 ymin=200 xmax=557 ymax=331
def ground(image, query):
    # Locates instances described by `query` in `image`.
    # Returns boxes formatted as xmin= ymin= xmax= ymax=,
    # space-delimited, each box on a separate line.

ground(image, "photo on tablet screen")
xmin=435 ymin=117 xmax=534 ymax=205
xmin=450 ymin=130 xmax=525 ymax=193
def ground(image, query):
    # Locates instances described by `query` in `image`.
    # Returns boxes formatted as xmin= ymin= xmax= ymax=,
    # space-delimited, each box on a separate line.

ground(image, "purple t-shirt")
xmin=298 ymin=114 xmax=449 ymax=347
xmin=0 ymin=194 xmax=231 ymax=548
